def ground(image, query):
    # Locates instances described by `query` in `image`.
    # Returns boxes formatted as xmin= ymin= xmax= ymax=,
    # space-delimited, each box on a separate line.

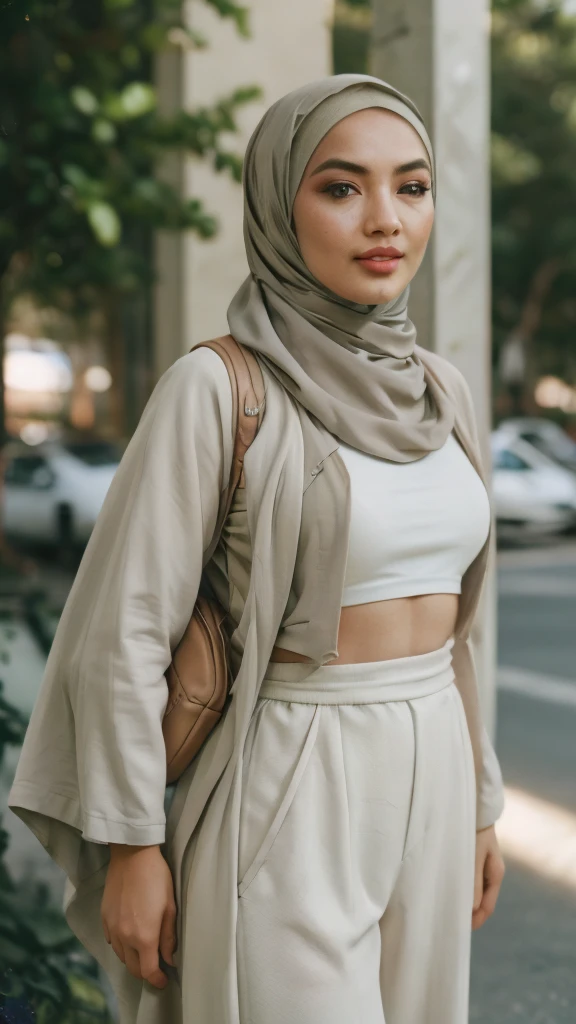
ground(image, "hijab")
xmin=226 ymin=73 xmax=456 ymax=462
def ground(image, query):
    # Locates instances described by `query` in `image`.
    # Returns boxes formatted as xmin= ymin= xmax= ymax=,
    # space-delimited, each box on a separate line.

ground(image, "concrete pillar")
xmin=153 ymin=47 xmax=187 ymax=380
xmin=371 ymin=0 xmax=497 ymax=736
xmin=154 ymin=0 xmax=334 ymax=378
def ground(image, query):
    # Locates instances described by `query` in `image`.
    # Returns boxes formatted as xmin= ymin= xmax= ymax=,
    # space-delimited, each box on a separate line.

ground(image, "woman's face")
xmin=292 ymin=107 xmax=434 ymax=305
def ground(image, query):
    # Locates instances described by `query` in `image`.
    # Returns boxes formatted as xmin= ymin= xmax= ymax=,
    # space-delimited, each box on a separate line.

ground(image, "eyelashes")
xmin=322 ymin=182 xmax=357 ymax=199
xmin=399 ymin=183 xmax=431 ymax=197
xmin=321 ymin=181 xmax=432 ymax=200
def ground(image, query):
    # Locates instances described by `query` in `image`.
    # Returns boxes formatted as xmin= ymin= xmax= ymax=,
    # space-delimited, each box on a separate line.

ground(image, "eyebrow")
xmin=309 ymin=157 xmax=432 ymax=177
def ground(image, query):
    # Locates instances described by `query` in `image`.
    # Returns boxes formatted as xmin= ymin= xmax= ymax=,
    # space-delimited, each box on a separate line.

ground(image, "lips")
xmin=354 ymin=247 xmax=405 ymax=275
xmin=355 ymin=247 xmax=404 ymax=261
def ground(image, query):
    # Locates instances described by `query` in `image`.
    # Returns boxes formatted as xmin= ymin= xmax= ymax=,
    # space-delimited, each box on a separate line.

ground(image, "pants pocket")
xmin=238 ymin=703 xmax=320 ymax=897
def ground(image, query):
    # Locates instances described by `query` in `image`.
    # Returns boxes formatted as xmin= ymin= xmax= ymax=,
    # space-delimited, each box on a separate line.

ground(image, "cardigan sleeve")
xmin=454 ymin=368 xmax=505 ymax=830
xmin=9 ymin=347 xmax=233 ymax=849
xmin=477 ymin=723 xmax=505 ymax=829
xmin=452 ymin=627 xmax=505 ymax=830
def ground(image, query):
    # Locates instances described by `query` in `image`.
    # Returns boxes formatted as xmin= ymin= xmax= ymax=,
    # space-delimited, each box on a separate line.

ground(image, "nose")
xmin=364 ymin=187 xmax=402 ymax=237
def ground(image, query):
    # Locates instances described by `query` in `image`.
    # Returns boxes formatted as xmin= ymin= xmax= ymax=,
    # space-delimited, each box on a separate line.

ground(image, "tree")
xmin=0 ymin=0 xmax=261 ymax=440
xmin=333 ymin=0 xmax=371 ymax=76
xmin=491 ymin=0 xmax=576 ymax=417
xmin=0 ymin=2 xmax=260 ymax=1013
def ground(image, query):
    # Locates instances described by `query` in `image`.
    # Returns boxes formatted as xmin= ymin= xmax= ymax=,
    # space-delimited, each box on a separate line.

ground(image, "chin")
xmin=328 ymin=266 xmax=410 ymax=307
xmin=336 ymin=281 xmax=407 ymax=306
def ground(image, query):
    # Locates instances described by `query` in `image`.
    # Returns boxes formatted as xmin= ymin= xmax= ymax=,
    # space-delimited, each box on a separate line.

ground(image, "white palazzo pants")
xmin=236 ymin=637 xmax=477 ymax=1024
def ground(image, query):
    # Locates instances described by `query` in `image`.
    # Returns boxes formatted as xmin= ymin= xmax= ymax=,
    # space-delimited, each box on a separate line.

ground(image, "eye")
xmin=399 ymin=181 xmax=432 ymax=198
xmin=322 ymin=181 xmax=358 ymax=199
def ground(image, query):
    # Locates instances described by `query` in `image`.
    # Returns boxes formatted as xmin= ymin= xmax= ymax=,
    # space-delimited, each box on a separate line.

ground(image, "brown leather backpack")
xmin=162 ymin=335 xmax=266 ymax=783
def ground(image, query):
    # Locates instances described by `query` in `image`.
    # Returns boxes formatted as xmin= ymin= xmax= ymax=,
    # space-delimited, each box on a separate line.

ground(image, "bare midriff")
xmin=269 ymin=593 xmax=460 ymax=664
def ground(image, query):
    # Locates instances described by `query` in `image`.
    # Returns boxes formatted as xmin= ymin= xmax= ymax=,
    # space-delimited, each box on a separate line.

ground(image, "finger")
xmin=110 ymin=938 xmax=127 ymax=965
xmin=101 ymin=917 xmax=111 ymax=944
xmin=481 ymin=855 xmax=505 ymax=918
xmin=472 ymin=855 xmax=505 ymax=929
xmin=159 ymin=905 xmax=177 ymax=967
xmin=145 ymin=967 xmax=169 ymax=990
xmin=473 ymin=847 xmax=485 ymax=911
xmin=471 ymin=905 xmax=488 ymax=931
xmin=477 ymin=883 xmax=499 ymax=922
xmin=124 ymin=945 xmax=144 ymax=981
xmin=139 ymin=942 xmax=168 ymax=990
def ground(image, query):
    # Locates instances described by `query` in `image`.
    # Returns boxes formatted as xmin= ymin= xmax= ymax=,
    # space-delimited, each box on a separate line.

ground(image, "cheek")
xmin=405 ymin=205 xmax=434 ymax=256
xmin=296 ymin=195 xmax=356 ymax=256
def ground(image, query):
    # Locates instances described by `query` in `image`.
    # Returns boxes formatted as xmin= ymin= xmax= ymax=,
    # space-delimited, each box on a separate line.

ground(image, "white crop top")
xmin=338 ymin=431 xmax=491 ymax=606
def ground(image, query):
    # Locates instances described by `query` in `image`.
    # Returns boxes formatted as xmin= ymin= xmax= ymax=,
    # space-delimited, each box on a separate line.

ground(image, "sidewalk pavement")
xmin=471 ymin=862 xmax=576 ymax=1023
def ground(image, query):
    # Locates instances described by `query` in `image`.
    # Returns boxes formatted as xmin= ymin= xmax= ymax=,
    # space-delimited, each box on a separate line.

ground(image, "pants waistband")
xmin=259 ymin=637 xmax=456 ymax=705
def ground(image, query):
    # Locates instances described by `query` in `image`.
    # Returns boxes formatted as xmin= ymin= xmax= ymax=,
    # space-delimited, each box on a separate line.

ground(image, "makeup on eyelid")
xmin=321 ymin=181 xmax=431 ymax=200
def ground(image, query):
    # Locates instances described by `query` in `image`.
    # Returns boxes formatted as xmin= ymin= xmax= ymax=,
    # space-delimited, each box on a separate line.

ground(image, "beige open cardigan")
xmin=9 ymin=343 xmax=504 ymax=1024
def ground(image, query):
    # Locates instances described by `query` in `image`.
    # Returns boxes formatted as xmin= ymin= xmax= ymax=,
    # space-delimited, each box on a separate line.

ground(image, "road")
xmin=470 ymin=540 xmax=576 ymax=1023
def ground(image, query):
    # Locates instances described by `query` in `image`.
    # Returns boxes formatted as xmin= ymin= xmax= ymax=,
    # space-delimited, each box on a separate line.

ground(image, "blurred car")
xmin=495 ymin=417 xmax=576 ymax=475
xmin=3 ymin=440 xmax=121 ymax=546
xmin=491 ymin=430 xmax=576 ymax=536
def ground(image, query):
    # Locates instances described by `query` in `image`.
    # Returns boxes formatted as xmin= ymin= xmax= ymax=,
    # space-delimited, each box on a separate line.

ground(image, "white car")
xmin=3 ymin=441 xmax=121 ymax=546
xmin=494 ymin=417 xmax=576 ymax=475
xmin=491 ymin=430 xmax=576 ymax=536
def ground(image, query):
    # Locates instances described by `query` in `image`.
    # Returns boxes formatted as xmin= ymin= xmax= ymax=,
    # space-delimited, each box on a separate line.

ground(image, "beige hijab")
xmin=227 ymin=73 xmax=456 ymax=461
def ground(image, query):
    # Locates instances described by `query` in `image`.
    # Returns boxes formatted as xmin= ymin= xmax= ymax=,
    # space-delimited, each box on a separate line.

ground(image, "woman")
xmin=9 ymin=74 xmax=505 ymax=1024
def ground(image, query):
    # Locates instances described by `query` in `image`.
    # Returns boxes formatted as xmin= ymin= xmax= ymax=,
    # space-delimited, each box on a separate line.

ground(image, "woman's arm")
xmin=9 ymin=346 xmax=233 ymax=849
xmin=450 ymin=363 xmax=505 ymax=831
xmin=450 ymin=366 xmax=506 ymax=928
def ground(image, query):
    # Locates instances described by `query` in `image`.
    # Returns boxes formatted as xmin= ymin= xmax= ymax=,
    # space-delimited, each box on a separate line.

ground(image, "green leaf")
xmin=54 ymin=52 xmax=73 ymax=73
xmin=62 ymin=164 xmax=90 ymax=190
xmin=68 ymin=972 xmax=109 ymax=1010
xmin=120 ymin=44 xmax=141 ymax=68
xmin=70 ymin=86 xmax=99 ymax=116
xmin=213 ymin=150 xmax=243 ymax=182
xmin=102 ymin=82 xmax=157 ymax=122
xmin=91 ymin=118 xmax=117 ymax=144
xmin=166 ymin=25 xmax=208 ymax=50
xmin=205 ymin=0 xmax=252 ymax=37
xmin=87 ymin=202 xmax=121 ymax=246
xmin=0 ymin=932 xmax=33 ymax=967
xmin=119 ymin=82 xmax=156 ymax=118
xmin=102 ymin=92 xmax=126 ymax=122
xmin=491 ymin=132 xmax=542 ymax=185
xmin=140 ymin=22 xmax=169 ymax=51
xmin=133 ymin=178 xmax=162 ymax=202
xmin=566 ymin=96 xmax=576 ymax=133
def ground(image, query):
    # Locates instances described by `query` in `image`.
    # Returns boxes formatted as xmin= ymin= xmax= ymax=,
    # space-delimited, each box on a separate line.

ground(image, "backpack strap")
xmin=192 ymin=334 xmax=266 ymax=530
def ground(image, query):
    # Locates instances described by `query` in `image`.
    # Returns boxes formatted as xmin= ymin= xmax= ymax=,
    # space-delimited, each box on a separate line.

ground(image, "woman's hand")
xmin=472 ymin=824 xmax=505 ymax=930
xmin=101 ymin=843 xmax=177 ymax=989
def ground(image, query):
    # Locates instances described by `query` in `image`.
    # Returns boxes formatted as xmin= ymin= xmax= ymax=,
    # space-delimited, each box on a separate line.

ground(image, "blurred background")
xmin=1 ymin=0 xmax=575 ymax=1021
